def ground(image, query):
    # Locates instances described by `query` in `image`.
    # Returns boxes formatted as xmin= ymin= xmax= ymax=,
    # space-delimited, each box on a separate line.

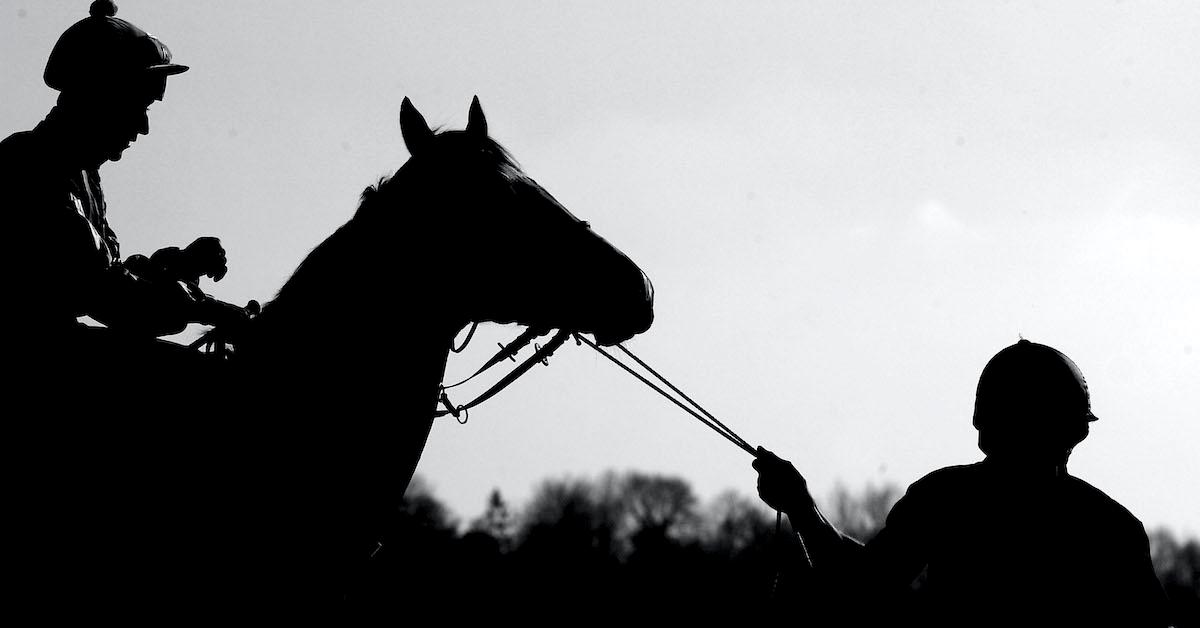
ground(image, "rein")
xmin=572 ymin=334 xmax=815 ymax=582
xmin=437 ymin=328 xmax=813 ymax=589
xmin=572 ymin=334 xmax=756 ymax=456
xmin=435 ymin=327 xmax=570 ymax=424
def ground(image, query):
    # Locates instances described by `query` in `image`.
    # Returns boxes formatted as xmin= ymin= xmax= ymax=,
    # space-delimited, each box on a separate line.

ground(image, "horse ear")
xmin=466 ymin=95 xmax=488 ymax=138
xmin=400 ymin=97 xmax=434 ymax=156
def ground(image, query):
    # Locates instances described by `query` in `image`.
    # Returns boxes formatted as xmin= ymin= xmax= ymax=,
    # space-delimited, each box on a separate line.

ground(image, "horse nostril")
xmin=640 ymin=269 xmax=655 ymax=304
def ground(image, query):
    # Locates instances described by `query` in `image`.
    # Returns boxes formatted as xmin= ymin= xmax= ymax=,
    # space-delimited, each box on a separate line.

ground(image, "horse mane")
xmin=356 ymin=176 xmax=391 ymax=216
xmin=262 ymin=131 xmax=522 ymax=318
xmin=355 ymin=131 xmax=522 ymax=219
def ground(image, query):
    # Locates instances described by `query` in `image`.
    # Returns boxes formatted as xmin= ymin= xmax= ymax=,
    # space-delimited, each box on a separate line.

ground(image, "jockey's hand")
xmin=182 ymin=236 xmax=229 ymax=283
xmin=196 ymin=294 xmax=252 ymax=333
xmin=753 ymin=446 xmax=815 ymax=515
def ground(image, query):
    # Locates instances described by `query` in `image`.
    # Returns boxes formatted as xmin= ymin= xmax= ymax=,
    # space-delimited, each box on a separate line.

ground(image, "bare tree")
xmin=469 ymin=488 xmax=515 ymax=552
xmin=826 ymin=481 xmax=902 ymax=543
xmin=1149 ymin=527 xmax=1200 ymax=628
xmin=703 ymin=490 xmax=775 ymax=556
xmin=620 ymin=472 xmax=700 ymax=546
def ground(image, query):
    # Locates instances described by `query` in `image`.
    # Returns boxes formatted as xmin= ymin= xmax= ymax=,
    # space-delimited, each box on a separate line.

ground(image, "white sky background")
xmin=3 ymin=1 xmax=1197 ymax=536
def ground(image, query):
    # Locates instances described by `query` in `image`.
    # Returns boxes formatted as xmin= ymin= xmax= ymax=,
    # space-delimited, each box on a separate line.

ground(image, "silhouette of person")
xmin=1 ymin=1 xmax=250 ymax=374
xmin=0 ymin=3 xmax=256 ymax=617
xmin=753 ymin=340 xmax=1170 ymax=626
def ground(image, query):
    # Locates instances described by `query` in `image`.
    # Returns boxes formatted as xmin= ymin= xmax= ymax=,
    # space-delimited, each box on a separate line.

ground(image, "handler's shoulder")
xmin=886 ymin=463 xmax=987 ymax=512
xmin=1063 ymin=474 xmax=1144 ymax=531
xmin=909 ymin=462 xmax=986 ymax=492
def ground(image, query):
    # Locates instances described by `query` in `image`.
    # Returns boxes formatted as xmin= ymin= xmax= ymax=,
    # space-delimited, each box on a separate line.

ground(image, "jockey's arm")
xmin=87 ymin=264 xmax=204 ymax=337
xmin=10 ymin=200 xmax=190 ymax=336
xmin=90 ymin=257 xmax=250 ymax=337
xmin=41 ymin=224 xmax=242 ymax=337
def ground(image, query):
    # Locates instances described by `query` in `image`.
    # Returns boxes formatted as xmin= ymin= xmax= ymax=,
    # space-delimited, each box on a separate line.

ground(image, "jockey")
xmin=753 ymin=340 xmax=1170 ymax=626
xmin=2 ymin=8 xmax=256 ymax=616
xmin=1 ymin=0 xmax=249 ymax=358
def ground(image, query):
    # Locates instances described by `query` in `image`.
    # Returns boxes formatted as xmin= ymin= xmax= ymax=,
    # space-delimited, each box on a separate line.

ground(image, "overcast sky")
xmin=3 ymin=1 xmax=1197 ymax=536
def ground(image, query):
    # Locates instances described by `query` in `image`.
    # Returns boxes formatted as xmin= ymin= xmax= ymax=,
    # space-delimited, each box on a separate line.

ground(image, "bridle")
xmin=437 ymin=323 xmax=758 ymax=454
xmin=434 ymin=325 xmax=572 ymax=423
xmin=431 ymin=217 xmax=600 ymax=422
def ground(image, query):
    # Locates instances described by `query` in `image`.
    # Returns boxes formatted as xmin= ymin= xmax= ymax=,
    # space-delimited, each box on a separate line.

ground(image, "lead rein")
xmin=574 ymin=333 xmax=814 ymax=571
xmin=572 ymin=333 xmax=756 ymax=457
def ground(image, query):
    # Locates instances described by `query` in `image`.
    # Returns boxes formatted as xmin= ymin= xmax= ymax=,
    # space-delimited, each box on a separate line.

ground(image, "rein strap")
xmin=573 ymin=333 xmax=757 ymax=457
xmin=435 ymin=329 xmax=570 ymax=423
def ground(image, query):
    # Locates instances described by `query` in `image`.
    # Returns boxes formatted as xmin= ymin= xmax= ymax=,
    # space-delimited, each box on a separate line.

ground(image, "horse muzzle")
xmin=590 ymin=267 xmax=654 ymax=346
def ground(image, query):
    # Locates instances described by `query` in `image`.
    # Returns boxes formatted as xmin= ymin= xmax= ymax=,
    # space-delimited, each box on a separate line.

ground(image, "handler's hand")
xmin=753 ymin=446 xmax=814 ymax=515
xmin=183 ymin=236 xmax=229 ymax=282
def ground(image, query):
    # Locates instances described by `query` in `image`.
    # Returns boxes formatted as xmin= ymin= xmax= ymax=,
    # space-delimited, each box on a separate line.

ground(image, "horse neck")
xmin=247 ymin=223 xmax=468 ymax=416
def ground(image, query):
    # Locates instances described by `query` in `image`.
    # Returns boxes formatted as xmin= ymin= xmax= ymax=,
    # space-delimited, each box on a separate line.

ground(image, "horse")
xmin=9 ymin=96 xmax=653 ymax=618
xmin=225 ymin=96 xmax=654 ymax=613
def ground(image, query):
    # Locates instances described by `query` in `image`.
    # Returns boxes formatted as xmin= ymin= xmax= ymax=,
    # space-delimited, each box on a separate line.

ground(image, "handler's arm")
xmin=753 ymin=447 xmax=866 ymax=567
xmin=754 ymin=448 xmax=934 ymax=583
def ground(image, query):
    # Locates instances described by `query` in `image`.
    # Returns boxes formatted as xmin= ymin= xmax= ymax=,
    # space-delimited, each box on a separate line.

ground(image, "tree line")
xmin=348 ymin=471 xmax=1197 ymax=624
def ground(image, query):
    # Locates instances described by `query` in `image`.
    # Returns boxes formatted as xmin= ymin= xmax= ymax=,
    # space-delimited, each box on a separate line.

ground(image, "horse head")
xmin=188 ymin=98 xmax=658 ymax=609
xmin=386 ymin=96 xmax=654 ymax=346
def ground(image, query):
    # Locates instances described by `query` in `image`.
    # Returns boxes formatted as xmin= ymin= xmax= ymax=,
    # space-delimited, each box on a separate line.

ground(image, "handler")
xmin=753 ymin=339 xmax=1169 ymax=626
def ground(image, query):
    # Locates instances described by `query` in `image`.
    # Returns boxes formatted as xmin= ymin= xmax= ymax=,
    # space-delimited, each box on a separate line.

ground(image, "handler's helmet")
xmin=973 ymin=340 xmax=1098 ymax=453
xmin=44 ymin=1 xmax=188 ymax=100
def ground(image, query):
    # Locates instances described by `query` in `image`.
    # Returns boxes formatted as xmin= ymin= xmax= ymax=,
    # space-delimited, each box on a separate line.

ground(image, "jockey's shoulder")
xmin=0 ymin=128 xmax=56 ymax=180
xmin=0 ymin=129 xmax=37 ymax=162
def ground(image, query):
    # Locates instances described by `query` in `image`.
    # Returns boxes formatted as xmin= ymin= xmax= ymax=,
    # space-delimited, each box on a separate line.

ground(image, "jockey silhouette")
xmin=753 ymin=340 xmax=1170 ymax=626
xmin=1 ymin=1 xmax=250 ymax=369
xmin=1 ymin=6 xmax=256 ymax=615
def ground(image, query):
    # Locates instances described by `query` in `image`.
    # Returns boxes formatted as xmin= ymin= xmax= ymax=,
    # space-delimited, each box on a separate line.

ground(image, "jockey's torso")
xmin=1 ymin=116 xmax=120 ymax=332
xmin=2 ymin=111 xmax=205 ymax=339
